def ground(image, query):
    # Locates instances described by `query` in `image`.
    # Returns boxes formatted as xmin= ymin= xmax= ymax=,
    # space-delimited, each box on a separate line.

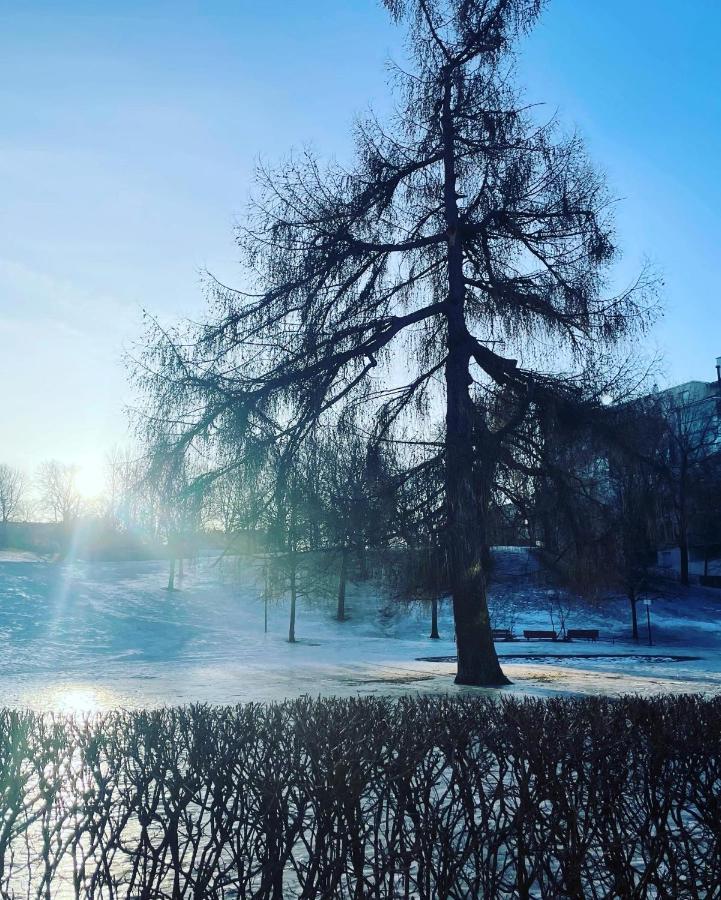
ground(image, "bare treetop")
xmin=37 ymin=461 xmax=83 ymax=526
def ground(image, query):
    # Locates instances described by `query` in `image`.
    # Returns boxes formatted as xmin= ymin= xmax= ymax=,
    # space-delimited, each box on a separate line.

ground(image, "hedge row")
xmin=0 ymin=694 xmax=719 ymax=898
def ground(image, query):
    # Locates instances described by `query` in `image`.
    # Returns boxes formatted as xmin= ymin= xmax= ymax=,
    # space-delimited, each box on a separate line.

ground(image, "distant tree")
xmin=319 ymin=432 xmax=396 ymax=620
xmin=658 ymin=394 xmax=721 ymax=585
xmin=154 ymin=460 xmax=208 ymax=590
xmin=690 ymin=453 xmax=721 ymax=577
xmin=530 ymin=397 xmax=665 ymax=640
xmin=0 ymin=464 xmax=25 ymax=523
xmin=523 ymin=413 xmax=610 ymax=589
xmin=135 ymin=0 xmax=655 ymax=685
xmin=267 ymin=450 xmax=308 ymax=642
xmin=606 ymin=404 xmax=666 ymax=639
xmin=104 ymin=445 xmax=146 ymax=530
xmin=37 ymin=461 xmax=82 ymax=525
xmin=248 ymin=440 xmax=324 ymax=642
xmin=387 ymin=439 xmax=448 ymax=637
xmin=209 ymin=471 xmax=250 ymax=535
xmin=207 ymin=462 xmax=268 ymax=552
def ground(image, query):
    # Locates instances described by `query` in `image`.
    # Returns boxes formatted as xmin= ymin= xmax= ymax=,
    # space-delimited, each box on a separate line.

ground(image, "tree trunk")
xmin=336 ymin=545 xmax=348 ymax=621
xmin=167 ymin=557 xmax=176 ymax=591
xmin=441 ymin=79 xmax=508 ymax=686
xmin=630 ymin=590 xmax=639 ymax=642
xmin=481 ymin=542 xmax=492 ymax=574
xmin=679 ymin=528 xmax=689 ymax=586
xmin=430 ymin=596 xmax=440 ymax=639
xmin=679 ymin=470 xmax=690 ymax=586
xmin=264 ymin=567 xmax=269 ymax=634
xmin=358 ymin=545 xmax=369 ymax=581
xmin=288 ymin=554 xmax=297 ymax=643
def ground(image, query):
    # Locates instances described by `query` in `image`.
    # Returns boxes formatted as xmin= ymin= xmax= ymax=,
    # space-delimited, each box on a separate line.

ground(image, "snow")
xmin=1 ymin=547 xmax=721 ymax=711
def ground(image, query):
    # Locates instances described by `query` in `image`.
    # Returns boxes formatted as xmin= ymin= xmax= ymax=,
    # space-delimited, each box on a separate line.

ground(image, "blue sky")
xmin=1 ymin=0 xmax=719 ymax=495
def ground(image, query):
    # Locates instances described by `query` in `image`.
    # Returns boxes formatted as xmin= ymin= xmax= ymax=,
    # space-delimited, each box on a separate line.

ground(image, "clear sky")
xmin=1 ymin=0 xmax=719 ymax=497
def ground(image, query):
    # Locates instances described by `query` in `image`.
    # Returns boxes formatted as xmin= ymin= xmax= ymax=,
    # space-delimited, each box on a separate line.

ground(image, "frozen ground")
xmin=1 ymin=547 xmax=720 ymax=711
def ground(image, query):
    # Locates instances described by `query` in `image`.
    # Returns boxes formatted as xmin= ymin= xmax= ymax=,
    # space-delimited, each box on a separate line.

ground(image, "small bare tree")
xmin=0 ymin=464 xmax=25 ymax=523
xmin=37 ymin=461 xmax=82 ymax=525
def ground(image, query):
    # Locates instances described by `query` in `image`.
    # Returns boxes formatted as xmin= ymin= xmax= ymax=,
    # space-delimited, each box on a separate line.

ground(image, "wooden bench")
xmin=566 ymin=628 xmax=599 ymax=642
xmin=492 ymin=628 xmax=514 ymax=642
xmin=523 ymin=629 xmax=558 ymax=641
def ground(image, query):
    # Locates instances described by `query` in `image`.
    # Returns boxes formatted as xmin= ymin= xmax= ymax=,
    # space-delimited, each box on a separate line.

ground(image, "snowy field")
xmin=1 ymin=547 xmax=721 ymax=712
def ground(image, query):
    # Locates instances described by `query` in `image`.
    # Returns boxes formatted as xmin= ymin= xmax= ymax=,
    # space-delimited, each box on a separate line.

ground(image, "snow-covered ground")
xmin=1 ymin=547 xmax=720 ymax=711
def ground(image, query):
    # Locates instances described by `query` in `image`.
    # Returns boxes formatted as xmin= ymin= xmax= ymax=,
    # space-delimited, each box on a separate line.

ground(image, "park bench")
xmin=523 ymin=629 xmax=558 ymax=641
xmin=492 ymin=628 xmax=514 ymax=642
xmin=566 ymin=628 xmax=599 ymax=642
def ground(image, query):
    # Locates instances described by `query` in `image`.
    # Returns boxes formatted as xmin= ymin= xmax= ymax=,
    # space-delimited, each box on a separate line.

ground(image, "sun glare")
xmin=57 ymin=688 xmax=102 ymax=714
xmin=34 ymin=684 xmax=119 ymax=715
xmin=75 ymin=464 xmax=106 ymax=502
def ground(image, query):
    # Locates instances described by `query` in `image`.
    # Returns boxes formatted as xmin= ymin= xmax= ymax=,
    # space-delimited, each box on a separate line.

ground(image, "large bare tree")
xmin=136 ymin=0 xmax=654 ymax=684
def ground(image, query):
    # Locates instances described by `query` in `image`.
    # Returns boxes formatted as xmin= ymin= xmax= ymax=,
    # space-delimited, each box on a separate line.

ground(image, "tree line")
xmin=0 ymin=460 xmax=83 ymax=525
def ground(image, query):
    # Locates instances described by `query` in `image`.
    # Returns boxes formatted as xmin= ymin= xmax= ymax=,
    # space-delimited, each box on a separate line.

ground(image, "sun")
xmin=74 ymin=461 xmax=107 ymax=502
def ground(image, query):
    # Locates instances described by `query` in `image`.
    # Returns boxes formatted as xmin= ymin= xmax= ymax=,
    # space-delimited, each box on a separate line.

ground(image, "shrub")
xmin=0 ymin=694 xmax=718 ymax=897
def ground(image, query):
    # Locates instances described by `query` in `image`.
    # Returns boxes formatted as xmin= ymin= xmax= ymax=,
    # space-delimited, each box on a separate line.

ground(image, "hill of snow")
xmin=1 ymin=547 xmax=720 ymax=710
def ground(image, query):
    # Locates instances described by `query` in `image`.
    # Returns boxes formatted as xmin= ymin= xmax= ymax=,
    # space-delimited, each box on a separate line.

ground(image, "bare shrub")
xmin=0 ymin=695 xmax=718 ymax=897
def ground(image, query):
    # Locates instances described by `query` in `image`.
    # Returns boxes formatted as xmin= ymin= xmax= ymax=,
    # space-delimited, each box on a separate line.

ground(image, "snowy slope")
xmin=0 ymin=548 xmax=720 ymax=711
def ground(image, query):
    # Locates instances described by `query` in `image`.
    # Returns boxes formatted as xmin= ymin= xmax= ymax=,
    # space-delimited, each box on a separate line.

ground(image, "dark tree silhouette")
xmin=136 ymin=0 xmax=653 ymax=685
xmin=526 ymin=394 xmax=668 ymax=640
xmin=607 ymin=404 xmax=667 ymax=639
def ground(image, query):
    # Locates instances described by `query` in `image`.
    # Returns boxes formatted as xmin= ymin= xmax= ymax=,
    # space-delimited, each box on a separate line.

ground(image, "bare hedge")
xmin=0 ymin=694 xmax=719 ymax=898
